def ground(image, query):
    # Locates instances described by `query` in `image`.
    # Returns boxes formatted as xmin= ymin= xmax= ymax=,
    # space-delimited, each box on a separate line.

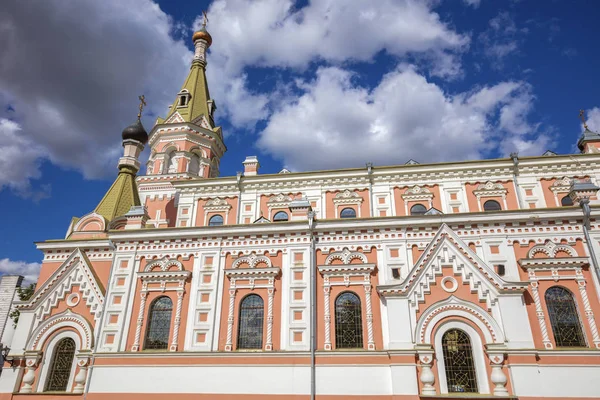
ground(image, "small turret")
xmin=577 ymin=109 xmax=600 ymax=153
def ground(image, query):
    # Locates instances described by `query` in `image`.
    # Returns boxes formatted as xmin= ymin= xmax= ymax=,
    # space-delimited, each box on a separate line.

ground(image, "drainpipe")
xmin=235 ymin=172 xmax=243 ymax=224
xmin=579 ymin=198 xmax=600 ymax=283
xmin=366 ymin=163 xmax=374 ymax=217
xmin=570 ymin=180 xmax=600 ymax=284
xmin=510 ymin=152 xmax=524 ymax=209
xmin=307 ymin=210 xmax=317 ymax=400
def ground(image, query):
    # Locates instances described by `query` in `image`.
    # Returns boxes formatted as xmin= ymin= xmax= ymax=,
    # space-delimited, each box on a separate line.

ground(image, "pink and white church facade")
xmin=3 ymin=21 xmax=600 ymax=400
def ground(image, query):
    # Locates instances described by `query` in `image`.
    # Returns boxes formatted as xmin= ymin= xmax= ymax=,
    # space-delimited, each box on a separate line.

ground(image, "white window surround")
xmin=36 ymin=330 xmax=80 ymax=393
xmin=434 ymin=321 xmax=490 ymax=395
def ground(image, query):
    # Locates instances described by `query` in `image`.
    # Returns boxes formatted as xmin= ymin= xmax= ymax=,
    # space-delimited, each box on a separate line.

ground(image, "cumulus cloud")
xmin=200 ymin=0 xmax=471 ymax=126
xmin=479 ymin=12 xmax=528 ymax=67
xmin=258 ymin=65 xmax=549 ymax=171
xmin=0 ymin=259 xmax=41 ymax=285
xmin=0 ymin=119 xmax=46 ymax=196
xmin=0 ymin=0 xmax=192 ymax=191
xmin=585 ymin=107 xmax=600 ymax=133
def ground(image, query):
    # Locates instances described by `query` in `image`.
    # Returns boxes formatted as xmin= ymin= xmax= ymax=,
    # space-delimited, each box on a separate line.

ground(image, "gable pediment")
xmin=17 ymin=248 xmax=105 ymax=325
xmin=377 ymin=224 xmax=526 ymax=309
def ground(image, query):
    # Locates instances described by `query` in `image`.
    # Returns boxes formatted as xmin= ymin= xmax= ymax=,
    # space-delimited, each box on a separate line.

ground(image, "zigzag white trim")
xmin=377 ymin=224 xmax=526 ymax=310
xmin=18 ymin=249 xmax=104 ymax=325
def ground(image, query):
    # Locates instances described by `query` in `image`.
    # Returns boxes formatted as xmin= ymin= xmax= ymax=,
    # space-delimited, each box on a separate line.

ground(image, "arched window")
xmin=334 ymin=292 xmax=363 ymax=349
xmin=340 ymin=207 xmax=357 ymax=219
xmin=561 ymin=195 xmax=574 ymax=206
xmin=442 ymin=329 xmax=478 ymax=393
xmin=410 ymin=204 xmax=427 ymax=215
xmin=273 ymin=211 xmax=289 ymax=222
xmin=166 ymin=150 xmax=178 ymax=174
xmin=545 ymin=286 xmax=586 ymax=347
xmin=45 ymin=337 xmax=76 ymax=392
xmin=208 ymin=215 xmax=224 ymax=226
xmin=237 ymin=294 xmax=264 ymax=350
xmin=144 ymin=296 xmax=173 ymax=350
xmin=483 ymin=200 xmax=501 ymax=211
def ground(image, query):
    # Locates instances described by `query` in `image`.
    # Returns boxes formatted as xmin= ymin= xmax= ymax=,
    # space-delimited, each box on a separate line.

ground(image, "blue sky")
xmin=1 ymin=0 xmax=599 ymax=281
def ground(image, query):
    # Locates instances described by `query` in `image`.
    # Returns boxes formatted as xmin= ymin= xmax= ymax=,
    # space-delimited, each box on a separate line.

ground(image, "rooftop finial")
xmin=137 ymin=95 xmax=147 ymax=121
xmin=579 ymin=109 xmax=589 ymax=130
xmin=202 ymin=10 xmax=209 ymax=29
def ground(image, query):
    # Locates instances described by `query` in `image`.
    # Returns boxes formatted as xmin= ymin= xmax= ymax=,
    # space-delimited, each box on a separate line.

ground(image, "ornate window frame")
xmin=402 ymin=185 xmax=434 ymax=215
xmin=131 ymin=258 xmax=191 ymax=352
xmin=318 ymin=248 xmax=376 ymax=350
xmin=519 ymin=252 xmax=600 ymax=349
xmin=36 ymin=331 xmax=79 ymax=393
xmin=549 ymin=176 xmax=573 ymax=206
xmin=267 ymin=194 xmax=293 ymax=219
xmin=203 ymin=197 xmax=232 ymax=225
xmin=472 ymin=181 xmax=508 ymax=211
xmin=433 ymin=321 xmax=490 ymax=395
xmin=224 ymin=254 xmax=279 ymax=351
xmin=332 ymin=190 xmax=363 ymax=218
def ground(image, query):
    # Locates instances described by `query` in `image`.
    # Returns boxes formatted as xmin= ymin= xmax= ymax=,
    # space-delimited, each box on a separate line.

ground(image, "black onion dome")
xmin=121 ymin=119 xmax=148 ymax=144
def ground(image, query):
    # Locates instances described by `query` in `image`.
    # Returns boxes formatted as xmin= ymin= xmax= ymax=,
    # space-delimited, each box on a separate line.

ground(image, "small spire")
xmin=202 ymin=10 xmax=208 ymax=29
xmin=579 ymin=109 xmax=589 ymax=130
xmin=137 ymin=95 xmax=147 ymax=121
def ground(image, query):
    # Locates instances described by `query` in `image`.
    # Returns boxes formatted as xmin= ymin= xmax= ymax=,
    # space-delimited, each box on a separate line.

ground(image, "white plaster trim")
xmin=35 ymin=330 xmax=80 ymax=393
xmin=417 ymin=296 xmax=504 ymax=345
xmin=27 ymin=310 xmax=93 ymax=351
xmin=434 ymin=321 xmax=490 ymax=395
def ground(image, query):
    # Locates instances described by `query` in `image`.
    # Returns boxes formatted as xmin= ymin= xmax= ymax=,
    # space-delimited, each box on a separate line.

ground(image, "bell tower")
xmin=146 ymin=13 xmax=225 ymax=179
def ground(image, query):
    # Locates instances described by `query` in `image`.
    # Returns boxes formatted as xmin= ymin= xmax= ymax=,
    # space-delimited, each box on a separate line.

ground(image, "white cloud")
xmin=201 ymin=0 xmax=471 ymax=126
xmin=479 ymin=12 xmax=527 ymax=67
xmin=463 ymin=0 xmax=481 ymax=7
xmin=586 ymin=107 xmax=600 ymax=133
xmin=0 ymin=119 xmax=46 ymax=196
xmin=258 ymin=65 xmax=549 ymax=171
xmin=0 ymin=259 xmax=41 ymax=285
xmin=0 ymin=0 xmax=192 ymax=190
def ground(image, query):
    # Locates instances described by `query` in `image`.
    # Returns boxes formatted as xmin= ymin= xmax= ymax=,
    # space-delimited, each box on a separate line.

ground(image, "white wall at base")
xmin=497 ymin=295 xmax=535 ymax=348
xmin=386 ymin=298 xmax=414 ymax=349
xmin=0 ymin=366 xmax=22 ymax=393
xmin=389 ymin=365 xmax=419 ymax=395
xmin=510 ymin=364 xmax=600 ymax=397
xmin=8 ymin=312 xmax=34 ymax=353
xmin=88 ymin=364 xmax=418 ymax=395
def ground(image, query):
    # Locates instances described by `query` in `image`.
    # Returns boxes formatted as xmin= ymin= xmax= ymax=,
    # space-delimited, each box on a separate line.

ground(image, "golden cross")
xmin=202 ymin=11 xmax=208 ymax=28
xmin=579 ymin=109 xmax=589 ymax=130
xmin=137 ymin=95 xmax=147 ymax=121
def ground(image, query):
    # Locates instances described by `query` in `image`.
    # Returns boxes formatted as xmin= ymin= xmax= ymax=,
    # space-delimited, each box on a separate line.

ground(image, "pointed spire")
xmin=161 ymin=11 xmax=216 ymax=127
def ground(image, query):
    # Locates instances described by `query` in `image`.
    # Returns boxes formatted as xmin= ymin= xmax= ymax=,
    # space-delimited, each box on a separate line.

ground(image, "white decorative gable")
xmin=377 ymin=224 xmax=526 ymax=310
xmin=165 ymin=111 xmax=185 ymax=124
xmin=17 ymin=249 xmax=105 ymax=326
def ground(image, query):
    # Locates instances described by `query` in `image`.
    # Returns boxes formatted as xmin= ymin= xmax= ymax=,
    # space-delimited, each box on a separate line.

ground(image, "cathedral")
xmin=3 ymin=20 xmax=600 ymax=400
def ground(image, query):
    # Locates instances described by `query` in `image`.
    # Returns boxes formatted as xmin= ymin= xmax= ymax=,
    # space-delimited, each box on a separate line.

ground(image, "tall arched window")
xmin=273 ymin=211 xmax=289 ymax=222
xmin=208 ymin=214 xmax=224 ymax=226
xmin=237 ymin=294 xmax=264 ymax=350
xmin=165 ymin=150 xmax=178 ymax=174
xmin=144 ymin=296 xmax=173 ymax=350
xmin=483 ymin=200 xmax=501 ymax=211
xmin=561 ymin=195 xmax=574 ymax=206
xmin=410 ymin=204 xmax=427 ymax=215
xmin=340 ymin=207 xmax=357 ymax=218
xmin=442 ymin=329 xmax=478 ymax=393
xmin=45 ymin=337 xmax=76 ymax=392
xmin=334 ymin=292 xmax=363 ymax=349
xmin=545 ymin=286 xmax=586 ymax=347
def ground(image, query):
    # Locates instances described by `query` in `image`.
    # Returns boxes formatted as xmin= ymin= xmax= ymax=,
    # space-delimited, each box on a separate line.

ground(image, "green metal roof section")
xmin=94 ymin=166 xmax=141 ymax=222
xmin=164 ymin=61 xmax=214 ymax=128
